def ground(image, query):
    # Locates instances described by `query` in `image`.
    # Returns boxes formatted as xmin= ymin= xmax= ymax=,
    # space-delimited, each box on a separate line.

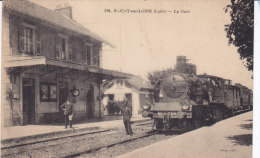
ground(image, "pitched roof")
xmin=3 ymin=0 xmax=113 ymax=47
xmin=125 ymin=75 xmax=153 ymax=90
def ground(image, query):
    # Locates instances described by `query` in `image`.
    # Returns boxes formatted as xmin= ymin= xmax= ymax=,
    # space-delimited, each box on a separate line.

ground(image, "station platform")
xmin=1 ymin=115 xmax=150 ymax=143
xmin=118 ymin=111 xmax=253 ymax=158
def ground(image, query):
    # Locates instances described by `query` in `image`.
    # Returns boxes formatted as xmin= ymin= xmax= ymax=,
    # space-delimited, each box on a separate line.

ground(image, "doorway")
xmin=22 ymin=78 xmax=35 ymax=125
xmin=59 ymin=81 xmax=69 ymax=112
xmin=86 ymin=85 xmax=94 ymax=119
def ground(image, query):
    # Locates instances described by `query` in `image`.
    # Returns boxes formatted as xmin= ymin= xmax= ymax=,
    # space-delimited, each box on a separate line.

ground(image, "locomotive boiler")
xmin=143 ymin=56 xmax=253 ymax=131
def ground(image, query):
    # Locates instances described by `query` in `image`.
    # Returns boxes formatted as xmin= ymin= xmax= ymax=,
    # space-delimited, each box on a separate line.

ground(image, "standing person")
xmin=61 ymin=98 xmax=74 ymax=129
xmin=122 ymin=100 xmax=133 ymax=135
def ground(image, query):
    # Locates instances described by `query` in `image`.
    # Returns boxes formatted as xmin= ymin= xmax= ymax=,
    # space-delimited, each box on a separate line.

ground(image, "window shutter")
xmin=18 ymin=26 xmax=25 ymax=53
xmin=96 ymin=47 xmax=100 ymax=67
xmin=68 ymin=47 xmax=72 ymax=61
xmin=93 ymin=46 xmax=100 ymax=67
xmin=86 ymin=46 xmax=91 ymax=65
xmin=68 ymin=39 xmax=72 ymax=61
xmin=35 ymin=30 xmax=41 ymax=55
xmin=82 ymin=45 xmax=87 ymax=64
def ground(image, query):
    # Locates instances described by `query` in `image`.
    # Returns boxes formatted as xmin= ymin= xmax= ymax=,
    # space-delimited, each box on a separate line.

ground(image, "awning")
xmin=3 ymin=56 xmax=132 ymax=79
xmin=3 ymin=56 xmax=47 ymax=68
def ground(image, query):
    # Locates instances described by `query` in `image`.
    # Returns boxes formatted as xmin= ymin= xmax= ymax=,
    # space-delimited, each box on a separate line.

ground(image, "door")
xmin=23 ymin=78 xmax=35 ymax=125
xmin=59 ymin=81 xmax=69 ymax=112
xmin=86 ymin=84 xmax=94 ymax=118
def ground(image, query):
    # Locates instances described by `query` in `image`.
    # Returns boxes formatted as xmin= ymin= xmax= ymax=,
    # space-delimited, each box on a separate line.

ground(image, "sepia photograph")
xmin=1 ymin=0 xmax=257 ymax=157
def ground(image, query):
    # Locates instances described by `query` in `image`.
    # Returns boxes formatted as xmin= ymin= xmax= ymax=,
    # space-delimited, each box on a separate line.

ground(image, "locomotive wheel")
xmin=193 ymin=118 xmax=202 ymax=129
xmin=214 ymin=108 xmax=223 ymax=122
xmin=231 ymin=109 xmax=236 ymax=116
xmin=155 ymin=119 xmax=163 ymax=130
xmin=180 ymin=119 xmax=188 ymax=132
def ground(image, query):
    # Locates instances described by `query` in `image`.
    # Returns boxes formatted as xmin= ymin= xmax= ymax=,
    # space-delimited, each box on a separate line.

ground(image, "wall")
xmin=2 ymin=10 xmax=13 ymax=127
xmin=72 ymin=74 xmax=100 ymax=120
xmin=8 ymin=14 xmax=102 ymax=66
xmin=41 ymin=27 xmax=56 ymax=59
xmin=3 ymin=65 xmax=103 ymax=126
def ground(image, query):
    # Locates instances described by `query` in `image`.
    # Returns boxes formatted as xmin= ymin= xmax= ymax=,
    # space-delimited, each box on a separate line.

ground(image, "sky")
xmin=30 ymin=0 xmax=253 ymax=89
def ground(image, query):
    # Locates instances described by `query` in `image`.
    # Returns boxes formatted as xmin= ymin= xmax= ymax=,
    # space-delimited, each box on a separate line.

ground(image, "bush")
xmin=106 ymin=100 xmax=129 ymax=115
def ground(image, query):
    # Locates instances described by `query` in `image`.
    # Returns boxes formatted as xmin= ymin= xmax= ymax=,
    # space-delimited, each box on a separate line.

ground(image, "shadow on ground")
xmin=227 ymin=121 xmax=253 ymax=146
xmin=240 ymin=123 xmax=252 ymax=130
xmin=227 ymin=134 xmax=252 ymax=146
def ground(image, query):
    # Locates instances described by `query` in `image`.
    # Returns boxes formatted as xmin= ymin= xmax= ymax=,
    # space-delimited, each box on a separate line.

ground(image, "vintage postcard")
xmin=1 ymin=0 xmax=257 ymax=157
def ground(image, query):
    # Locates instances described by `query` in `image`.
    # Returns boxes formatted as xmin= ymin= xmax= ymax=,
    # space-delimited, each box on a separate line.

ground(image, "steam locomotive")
xmin=142 ymin=56 xmax=253 ymax=131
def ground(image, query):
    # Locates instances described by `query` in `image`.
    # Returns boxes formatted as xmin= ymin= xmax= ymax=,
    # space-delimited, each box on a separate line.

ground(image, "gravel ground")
xmin=82 ymin=132 xmax=179 ymax=158
xmin=2 ymin=121 xmax=173 ymax=158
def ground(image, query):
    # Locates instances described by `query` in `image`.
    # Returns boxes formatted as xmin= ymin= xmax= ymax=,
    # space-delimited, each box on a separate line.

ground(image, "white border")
xmin=253 ymin=1 xmax=260 ymax=158
xmin=0 ymin=1 xmax=259 ymax=157
xmin=0 ymin=2 xmax=2 ymax=141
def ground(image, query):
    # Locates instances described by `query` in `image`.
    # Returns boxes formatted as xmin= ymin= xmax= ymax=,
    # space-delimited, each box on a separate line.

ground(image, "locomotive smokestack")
xmin=176 ymin=56 xmax=187 ymax=73
xmin=175 ymin=56 xmax=197 ymax=75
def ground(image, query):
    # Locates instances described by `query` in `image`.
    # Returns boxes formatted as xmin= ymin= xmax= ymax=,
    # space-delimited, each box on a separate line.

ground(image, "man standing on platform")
xmin=122 ymin=100 xmax=133 ymax=135
xmin=61 ymin=98 xmax=74 ymax=129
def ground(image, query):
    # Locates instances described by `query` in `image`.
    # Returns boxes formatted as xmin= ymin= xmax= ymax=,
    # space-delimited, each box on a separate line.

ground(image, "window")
xmin=61 ymin=38 xmax=66 ymax=60
xmin=108 ymin=94 xmax=114 ymax=101
xmin=40 ymin=83 xmax=57 ymax=102
xmin=24 ymin=28 xmax=33 ymax=54
xmin=55 ymin=35 xmax=68 ymax=60
xmin=19 ymin=23 xmax=41 ymax=55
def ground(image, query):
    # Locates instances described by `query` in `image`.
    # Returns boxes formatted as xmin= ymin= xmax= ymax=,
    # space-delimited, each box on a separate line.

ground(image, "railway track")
xmin=1 ymin=121 xmax=154 ymax=158
xmin=61 ymin=131 xmax=158 ymax=158
xmin=1 ymin=130 xmax=118 ymax=157
xmin=1 ymin=129 xmax=112 ymax=150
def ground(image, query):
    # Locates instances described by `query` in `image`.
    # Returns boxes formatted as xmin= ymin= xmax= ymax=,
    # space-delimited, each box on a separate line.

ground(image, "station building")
xmin=103 ymin=75 xmax=154 ymax=116
xmin=2 ymin=0 xmax=131 ymax=127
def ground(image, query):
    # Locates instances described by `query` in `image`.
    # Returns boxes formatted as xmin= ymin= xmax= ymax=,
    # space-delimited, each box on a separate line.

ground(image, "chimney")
xmin=55 ymin=6 xmax=73 ymax=19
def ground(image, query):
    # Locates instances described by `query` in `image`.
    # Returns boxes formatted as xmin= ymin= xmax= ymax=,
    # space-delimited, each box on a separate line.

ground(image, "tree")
xmin=147 ymin=68 xmax=174 ymax=102
xmin=225 ymin=0 xmax=254 ymax=71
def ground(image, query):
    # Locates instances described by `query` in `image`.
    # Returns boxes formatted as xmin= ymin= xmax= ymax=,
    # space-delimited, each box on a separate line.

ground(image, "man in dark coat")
xmin=61 ymin=98 xmax=74 ymax=129
xmin=122 ymin=102 xmax=133 ymax=135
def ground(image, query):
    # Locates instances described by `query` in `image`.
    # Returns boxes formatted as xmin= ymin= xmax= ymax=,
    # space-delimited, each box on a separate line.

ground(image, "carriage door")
xmin=22 ymin=78 xmax=35 ymax=125
xmin=86 ymin=84 xmax=94 ymax=118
